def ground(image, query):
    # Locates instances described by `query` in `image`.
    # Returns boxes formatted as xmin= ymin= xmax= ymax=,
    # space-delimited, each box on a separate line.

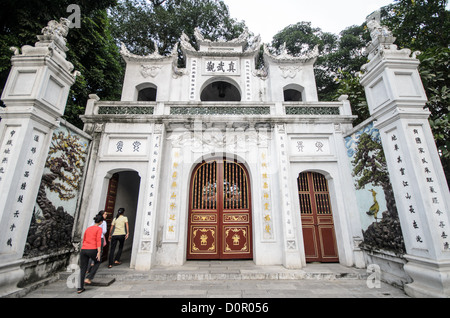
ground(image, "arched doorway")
xmin=187 ymin=158 xmax=252 ymax=259
xmin=136 ymin=83 xmax=157 ymax=101
xmin=200 ymin=80 xmax=241 ymax=101
xmin=102 ymin=171 xmax=140 ymax=263
xmin=297 ymin=171 xmax=338 ymax=262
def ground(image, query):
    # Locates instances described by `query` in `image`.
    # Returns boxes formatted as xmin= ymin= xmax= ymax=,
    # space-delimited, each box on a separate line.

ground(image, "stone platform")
xmin=20 ymin=260 xmax=410 ymax=298
xmin=58 ymin=260 xmax=369 ymax=282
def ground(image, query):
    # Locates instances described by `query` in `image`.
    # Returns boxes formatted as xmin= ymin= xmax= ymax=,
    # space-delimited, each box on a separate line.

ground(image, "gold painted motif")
xmin=232 ymin=234 xmax=240 ymax=245
xmin=223 ymin=214 xmax=248 ymax=223
xmin=224 ymin=227 xmax=249 ymax=253
xmin=200 ymin=234 xmax=208 ymax=245
xmin=191 ymin=227 xmax=216 ymax=253
xmin=192 ymin=214 xmax=216 ymax=222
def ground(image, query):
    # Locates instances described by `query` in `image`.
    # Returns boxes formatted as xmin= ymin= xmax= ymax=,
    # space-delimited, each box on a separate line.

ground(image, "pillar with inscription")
xmin=0 ymin=18 xmax=78 ymax=296
xmin=360 ymin=12 xmax=450 ymax=297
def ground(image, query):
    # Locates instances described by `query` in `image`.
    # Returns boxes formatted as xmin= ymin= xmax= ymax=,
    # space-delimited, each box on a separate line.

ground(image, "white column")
xmin=360 ymin=12 xmax=450 ymax=297
xmin=274 ymin=124 xmax=302 ymax=268
xmin=134 ymin=124 xmax=165 ymax=271
xmin=0 ymin=18 xmax=77 ymax=296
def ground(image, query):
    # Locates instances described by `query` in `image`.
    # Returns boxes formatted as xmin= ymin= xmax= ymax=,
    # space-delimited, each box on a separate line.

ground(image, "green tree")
xmin=381 ymin=0 xmax=449 ymax=51
xmin=64 ymin=9 xmax=124 ymax=128
xmin=418 ymin=47 xmax=450 ymax=182
xmin=334 ymin=1 xmax=449 ymax=182
xmin=109 ymin=0 xmax=246 ymax=65
xmin=0 ymin=0 xmax=123 ymax=128
xmin=270 ymin=22 xmax=339 ymax=101
xmin=381 ymin=0 xmax=450 ymax=182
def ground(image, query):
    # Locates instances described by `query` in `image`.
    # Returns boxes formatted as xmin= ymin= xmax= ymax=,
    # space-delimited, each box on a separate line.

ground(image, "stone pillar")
xmin=0 ymin=18 xmax=78 ymax=296
xmin=360 ymin=12 xmax=450 ymax=297
xmin=135 ymin=124 xmax=165 ymax=271
xmin=274 ymin=124 xmax=302 ymax=268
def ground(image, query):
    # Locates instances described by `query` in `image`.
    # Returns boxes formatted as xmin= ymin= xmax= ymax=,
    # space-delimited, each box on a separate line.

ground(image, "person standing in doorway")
xmin=108 ymin=207 xmax=129 ymax=268
xmin=78 ymin=214 xmax=103 ymax=294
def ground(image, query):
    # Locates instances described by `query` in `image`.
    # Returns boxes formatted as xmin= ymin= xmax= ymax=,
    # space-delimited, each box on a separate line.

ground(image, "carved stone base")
xmin=403 ymin=255 xmax=450 ymax=298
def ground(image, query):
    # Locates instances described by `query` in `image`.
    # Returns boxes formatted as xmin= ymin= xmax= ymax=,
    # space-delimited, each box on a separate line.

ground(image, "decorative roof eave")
xmin=180 ymin=29 xmax=261 ymax=57
xmin=120 ymin=42 xmax=178 ymax=63
xmin=194 ymin=27 xmax=249 ymax=47
xmin=263 ymin=43 xmax=319 ymax=64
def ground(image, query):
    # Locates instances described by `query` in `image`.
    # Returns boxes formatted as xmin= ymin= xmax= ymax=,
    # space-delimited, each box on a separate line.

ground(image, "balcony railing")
xmin=87 ymin=98 xmax=352 ymax=118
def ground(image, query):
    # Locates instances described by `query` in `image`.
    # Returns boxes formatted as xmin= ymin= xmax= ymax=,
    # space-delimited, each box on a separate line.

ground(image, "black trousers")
xmin=109 ymin=234 xmax=125 ymax=266
xmin=86 ymin=238 xmax=104 ymax=280
xmin=79 ymin=249 xmax=99 ymax=290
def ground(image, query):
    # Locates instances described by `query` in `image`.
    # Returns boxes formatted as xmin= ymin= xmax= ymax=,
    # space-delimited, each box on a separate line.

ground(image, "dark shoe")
xmin=77 ymin=288 xmax=85 ymax=294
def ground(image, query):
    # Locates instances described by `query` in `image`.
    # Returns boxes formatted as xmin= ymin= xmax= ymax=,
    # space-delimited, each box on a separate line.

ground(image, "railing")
xmin=89 ymin=98 xmax=352 ymax=117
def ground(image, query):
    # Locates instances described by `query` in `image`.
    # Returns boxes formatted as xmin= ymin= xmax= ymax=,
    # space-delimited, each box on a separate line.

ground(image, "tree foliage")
xmin=109 ymin=0 xmax=246 ymax=60
xmin=0 ymin=0 xmax=123 ymax=128
xmin=331 ymin=0 xmax=450 ymax=179
xmin=382 ymin=0 xmax=450 ymax=181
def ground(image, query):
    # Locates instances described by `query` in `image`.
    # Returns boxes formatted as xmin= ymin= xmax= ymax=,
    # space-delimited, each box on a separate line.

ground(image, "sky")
xmin=222 ymin=0 xmax=397 ymax=42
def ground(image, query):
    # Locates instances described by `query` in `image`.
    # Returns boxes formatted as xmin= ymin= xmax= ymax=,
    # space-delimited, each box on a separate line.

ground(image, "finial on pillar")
xmin=35 ymin=18 xmax=71 ymax=58
xmin=365 ymin=11 xmax=397 ymax=60
xmin=13 ymin=18 xmax=75 ymax=74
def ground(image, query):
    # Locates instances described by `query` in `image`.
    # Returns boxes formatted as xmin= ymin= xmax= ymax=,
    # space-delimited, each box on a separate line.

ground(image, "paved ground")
xmin=21 ymin=260 xmax=409 ymax=300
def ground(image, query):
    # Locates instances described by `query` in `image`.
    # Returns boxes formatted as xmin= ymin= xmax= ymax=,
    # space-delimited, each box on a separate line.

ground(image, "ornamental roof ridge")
xmin=263 ymin=43 xmax=319 ymax=64
xmin=180 ymin=28 xmax=261 ymax=57
xmin=194 ymin=27 xmax=249 ymax=46
xmin=120 ymin=42 xmax=177 ymax=62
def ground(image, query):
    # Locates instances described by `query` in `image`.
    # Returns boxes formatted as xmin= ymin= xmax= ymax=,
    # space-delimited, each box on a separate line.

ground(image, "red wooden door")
xmin=187 ymin=159 xmax=252 ymax=260
xmin=298 ymin=172 xmax=338 ymax=262
xmin=102 ymin=173 xmax=119 ymax=261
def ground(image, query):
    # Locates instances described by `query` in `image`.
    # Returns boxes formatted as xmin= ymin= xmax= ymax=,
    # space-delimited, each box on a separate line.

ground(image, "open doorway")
xmin=103 ymin=171 xmax=140 ymax=266
xmin=200 ymin=80 xmax=241 ymax=101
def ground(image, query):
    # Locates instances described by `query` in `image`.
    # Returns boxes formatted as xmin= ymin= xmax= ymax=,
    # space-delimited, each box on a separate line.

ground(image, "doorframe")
xmin=185 ymin=154 xmax=254 ymax=261
xmin=297 ymin=171 xmax=339 ymax=262
xmin=292 ymin=167 xmax=350 ymax=266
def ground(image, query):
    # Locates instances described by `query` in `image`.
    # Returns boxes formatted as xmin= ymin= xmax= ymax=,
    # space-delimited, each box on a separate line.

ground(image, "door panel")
xmin=102 ymin=173 xmax=119 ymax=262
xmin=187 ymin=159 xmax=252 ymax=260
xmin=298 ymin=172 xmax=338 ymax=262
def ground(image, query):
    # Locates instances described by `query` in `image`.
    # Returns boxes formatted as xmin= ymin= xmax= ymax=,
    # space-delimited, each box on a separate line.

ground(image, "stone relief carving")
xmin=140 ymin=65 xmax=162 ymax=78
xmin=167 ymin=129 xmax=266 ymax=152
xmin=279 ymin=65 xmax=302 ymax=79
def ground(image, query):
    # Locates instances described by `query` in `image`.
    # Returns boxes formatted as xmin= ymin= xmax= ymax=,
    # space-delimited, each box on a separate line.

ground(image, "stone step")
xmin=59 ymin=262 xmax=368 ymax=283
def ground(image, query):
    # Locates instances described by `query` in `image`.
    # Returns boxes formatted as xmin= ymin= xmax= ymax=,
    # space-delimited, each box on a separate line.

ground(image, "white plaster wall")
xmin=286 ymin=122 xmax=362 ymax=267
xmin=265 ymin=60 xmax=319 ymax=102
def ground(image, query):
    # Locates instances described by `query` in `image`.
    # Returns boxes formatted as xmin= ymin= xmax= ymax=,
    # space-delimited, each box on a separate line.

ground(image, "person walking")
xmin=85 ymin=210 xmax=108 ymax=284
xmin=78 ymin=214 xmax=103 ymax=294
xmin=108 ymin=207 xmax=129 ymax=268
